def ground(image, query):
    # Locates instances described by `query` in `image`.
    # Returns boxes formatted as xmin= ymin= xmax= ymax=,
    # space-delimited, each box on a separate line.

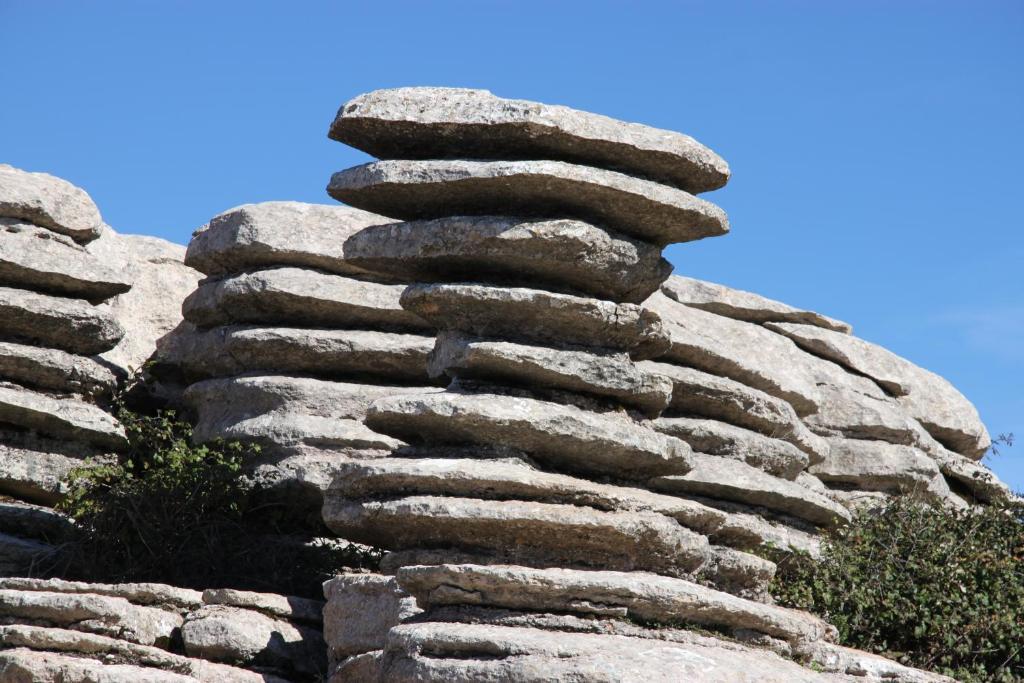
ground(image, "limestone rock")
xmin=798 ymin=640 xmax=956 ymax=683
xmin=809 ymin=439 xmax=941 ymax=493
xmin=801 ymin=383 xmax=936 ymax=449
xmin=326 ymin=495 xmax=708 ymax=576
xmin=662 ymin=276 xmax=851 ymax=333
xmin=0 ymin=383 xmax=126 ymax=450
xmin=201 ymin=588 xmax=323 ymax=625
xmin=330 ymin=87 xmax=730 ymax=192
xmin=0 ymin=428 xmax=101 ymax=504
xmin=0 ymin=577 xmax=203 ymax=609
xmin=649 ymin=416 xmax=809 ymax=479
xmin=343 ymin=215 xmax=671 ymax=303
xmin=0 ymin=648 xmax=196 ymax=683
xmin=322 ymin=574 xmax=420 ymax=661
xmin=0 ymin=502 xmax=73 ymax=543
xmin=430 ymin=332 xmax=672 ymax=415
xmin=185 ymin=200 xmax=389 ymax=277
xmin=328 ymin=159 xmax=729 ymax=247
xmin=766 ymin=322 xmax=991 ymax=458
xmin=933 ymin=449 xmax=1010 ymax=503
xmin=183 ymin=266 xmax=431 ymax=332
xmin=0 ymin=285 xmax=124 ymax=355
xmin=0 ymin=164 xmax=103 ymax=243
xmin=0 ymin=341 xmax=117 ymax=396
xmin=639 ymin=360 xmax=828 ymax=461
xmin=402 ymin=283 xmax=670 ymax=359
xmin=0 ymin=219 xmax=131 ymax=301
xmin=366 ymin=391 xmax=694 ymax=480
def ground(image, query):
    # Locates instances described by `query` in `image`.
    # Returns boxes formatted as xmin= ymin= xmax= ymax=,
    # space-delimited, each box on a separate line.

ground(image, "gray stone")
xmin=0 ymin=164 xmax=103 ymax=243
xmin=402 ymin=283 xmax=670 ymax=358
xmin=650 ymin=454 xmax=851 ymax=527
xmin=649 ymin=416 xmax=809 ymax=479
xmin=325 ymin=495 xmax=708 ymax=576
xmin=430 ymin=332 xmax=672 ymax=415
xmin=0 ymin=578 xmax=202 ymax=609
xmin=185 ymin=200 xmax=390 ymax=277
xmin=0 ymin=501 xmax=73 ymax=542
xmin=0 ymin=285 xmax=124 ymax=355
xmin=322 ymin=574 xmax=420 ymax=661
xmin=662 ymin=276 xmax=851 ymax=333
xmin=379 ymin=622 xmax=833 ymax=682
xmin=0 ymin=341 xmax=117 ymax=396
xmin=700 ymin=546 xmax=777 ymax=596
xmin=0 ymin=533 xmax=55 ymax=577
xmin=638 ymin=360 xmax=828 ymax=461
xmin=802 ymin=383 xmax=938 ymax=449
xmin=328 ymin=159 xmax=729 ymax=247
xmin=0 ymin=219 xmax=131 ymax=301
xmin=366 ymin=391 xmax=693 ymax=480
xmin=766 ymin=322 xmax=991 ymax=458
xmin=397 ymin=564 xmax=833 ymax=645
xmin=330 ymin=87 xmax=730 ymax=193
xmin=182 ymin=266 xmax=431 ymax=332
xmin=798 ymin=640 xmax=956 ymax=683
xmin=934 ymin=449 xmax=1010 ymax=503
xmin=0 ymin=428 xmax=101 ymax=504
xmin=343 ymin=215 xmax=672 ymax=303
xmin=0 ymin=383 xmax=126 ymax=450
xmin=202 ymin=588 xmax=323 ymax=625
xmin=809 ymin=439 xmax=941 ymax=493
xmin=331 ymin=651 xmax=382 ymax=682
xmin=155 ymin=324 xmax=434 ymax=385
xmin=0 ymin=648 xmax=197 ymax=683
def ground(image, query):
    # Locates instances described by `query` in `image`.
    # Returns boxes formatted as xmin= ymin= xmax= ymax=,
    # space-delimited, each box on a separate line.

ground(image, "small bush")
xmin=773 ymin=497 xmax=1024 ymax=682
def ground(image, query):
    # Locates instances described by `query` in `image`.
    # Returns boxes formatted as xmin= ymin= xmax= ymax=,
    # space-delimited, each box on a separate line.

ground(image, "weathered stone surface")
xmin=379 ymin=622 xmax=833 ymax=682
xmin=650 ymin=454 xmax=851 ymax=527
xmin=0 ymin=589 xmax=181 ymax=646
xmin=0 ymin=501 xmax=73 ymax=542
xmin=0 ymin=578 xmax=202 ymax=609
xmin=332 ymin=651 xmax=382 ymax=682
xmin=0 ymin=219 xmax=131 ymax=301
xmin=934 ymin=449 xmax=1010 ymax=503
xmin=343 ymin=215 xmax=671 ymax=303
xmin=0 ymin=341 xmax=117 ymax=396
xmin=663 ymin=276 xmax=851 ymax=333
xmin=155 ymin=324 xmax=434 ymax=385
xmin=328 ymin=159 xmax=729 ymax=247
xmin=802 ymin=383 xmax=937 ymax=448
xmin=330 ymin=87 xmax=730 ymax=193
xmin=639 ymin=360 xmax=828 ymax=461
xmin=649 ymin=416 xmax=809 ymax=479
xmin=398 ymin=564 xmax=832 ymax=644
xmin=0 ymin=285 xmax=124 ymax=355
xmin=430 ymin=332 xmax=672 ymax=415
xmin=798 ymin=640 xmax=956 ymax=683
xmin=183 ymin=266 xmax=431 ymax=332
xmin=0 ymin=647 xmax=196 ymax=683
xmin=327 ymin=496 xmax=708 ymax=576
xmin=366 ymin=391 xmax=693 ymax=480
xmin=0 ymin=383 xmax=126 ymax=449
xmin=700 ymin=545 xmax=777 ymax=596
xmin=0 ymin=164 xmax=103 ymax=243
xmin=322 ymin=574 xmax=420 ymax=661
xmin=182 ymin=604 xmax=326 ymax=676
xmin=809 ymin=439 xmax=941 ymax=493
xmin=0 ymin=428 xmax=101 ymax=504
xmin=766 ymin=322 xmax=991 ymax=458
xmin=202 ymin=588 xmax=323 ymax=625
xmin=185 ymin=200 xmax=389 ymax=277
xmin=403 ymin=283 xmax=670 ymax=358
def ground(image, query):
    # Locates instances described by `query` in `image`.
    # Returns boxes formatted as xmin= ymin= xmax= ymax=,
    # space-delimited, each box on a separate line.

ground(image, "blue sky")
xmin=2 ymin=1 xmax=1021 ymax=490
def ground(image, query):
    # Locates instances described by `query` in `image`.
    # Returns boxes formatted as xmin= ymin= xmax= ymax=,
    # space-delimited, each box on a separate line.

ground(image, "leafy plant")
xmin=773 ymin=497 xmax=1024 ymax=682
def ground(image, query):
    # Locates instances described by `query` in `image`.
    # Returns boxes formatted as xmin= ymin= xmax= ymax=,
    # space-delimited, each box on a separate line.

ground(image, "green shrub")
xmin=773 ymin=497 xmax=1024 ymax=682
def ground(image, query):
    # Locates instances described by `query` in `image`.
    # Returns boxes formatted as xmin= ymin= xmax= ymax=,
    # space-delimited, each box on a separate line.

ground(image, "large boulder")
xmin=0 ymin=285 xmax=124 ymax=355
xmin=0 ymin=164 xmax=104 ymax=243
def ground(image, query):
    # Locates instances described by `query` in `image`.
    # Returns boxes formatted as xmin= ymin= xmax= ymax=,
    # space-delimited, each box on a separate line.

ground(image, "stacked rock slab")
xmin=159 ymin=201 xmax=443 ymax=511
xmin=313 ymin=87 xmax=932 ymax=681
xmin=0 ymin=164 xmax=132 ymax=571
xmin=0 ymin=578 xmax=326 ymax=682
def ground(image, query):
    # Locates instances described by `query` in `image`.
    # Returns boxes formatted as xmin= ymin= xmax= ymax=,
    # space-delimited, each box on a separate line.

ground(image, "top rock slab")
xmin=0 ymin=164 xmax=103 ymax=244
xmin=329 ymin=87 xmax=730 ymax=193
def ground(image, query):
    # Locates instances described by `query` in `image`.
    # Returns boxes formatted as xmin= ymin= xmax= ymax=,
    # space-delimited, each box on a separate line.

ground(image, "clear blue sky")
xmin=2 ymin=1 xmax=1021 ymax=490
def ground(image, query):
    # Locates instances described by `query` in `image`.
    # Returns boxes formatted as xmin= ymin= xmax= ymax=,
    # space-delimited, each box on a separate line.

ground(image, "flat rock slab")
xmin=0 ymin=428 xmax=101 ymax=504
xmin=809 ymin=439 xmax=941 ymax=493
xmin=322 ymin=574 xmax=421 ymax=661
xmin=202 ymin=588 xmax=323 ymax=625
xmin=0 ymin=285 xmax=125 ymax=355
xmin=398 ymin=564 xmax=833 ymax=645
xmin=330 ymin=87 xmax=730 ymax=193
xmin=156 ymin=324 xmax=435 ymax=385
xmin=0 ymin=383 xmax=126 ymax=450
xmin=343 ymin=215 xmax=671 ymax=303
xmin=326 ymin=495 xmax=707 ymax=576
xmin=649 ymin=416 xmax=808 ymax=480
xmin=935 ymin=449 xmax=1010 ymax=503
xmin=662 ymin=276 xmax=851 ymax=333
xmin=402 ymin=283 xmax=670 ymax=359
xmin=0 ymin=577 xmax=202 ymax=609
xmin=182 ymin=266 xmax=432 ymax=332
xmin=185 ymin=200 xmax=390 ymax=278
xmin=430 ymin=332 xmax=672 ymax=415
xmin=639 ymin=360 xmax=828 ymax=462
xmin=650 ymin=454 xmax=850 ymax=527
xmin=0 ymin=219 xmax=132 ymax=301
xmin=366 ymin=391 xmax=693 ymax=480
xmin=0 ymin=164 xmax=103 ymax=243
xmin=380 ymin=622 xmax=831 ymax=682
xmin=0 ymin=648 xmax=198 ymax=683
xmin=767 ymin=322 xmax=990 ymax=458
xmin=0 ymin=341 xmax=117 ymax=396
xmin=328 ymin=159 xmax=729 ymax=247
